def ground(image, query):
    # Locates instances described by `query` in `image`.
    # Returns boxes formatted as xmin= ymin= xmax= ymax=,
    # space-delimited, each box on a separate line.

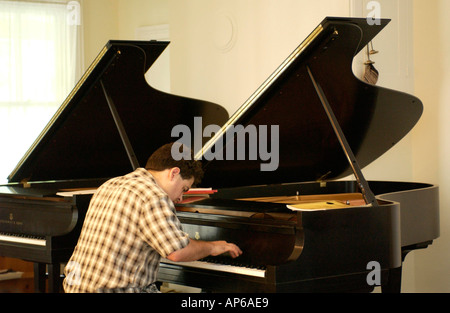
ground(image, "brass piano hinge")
xmin=20 ymin=178 xmax=31 ymax=188
xmin=317 ymin=171 xmax=331 ymax=185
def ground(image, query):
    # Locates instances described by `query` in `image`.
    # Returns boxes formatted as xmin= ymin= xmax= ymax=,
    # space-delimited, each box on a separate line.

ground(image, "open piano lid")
xmin=7 ymin=40 xmax=229 ymax=185
xmin=198 ymin=17 xmax=423 ymax=189
xmin=8 ymin=17 xmax=423 ymax=191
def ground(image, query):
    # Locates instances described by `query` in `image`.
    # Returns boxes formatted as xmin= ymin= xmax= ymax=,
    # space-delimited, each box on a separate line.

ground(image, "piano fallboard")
xmin=0 ymin=195 xmax=76 ymax=237
xmin=0 ymin=192 xmax=92 ymax=264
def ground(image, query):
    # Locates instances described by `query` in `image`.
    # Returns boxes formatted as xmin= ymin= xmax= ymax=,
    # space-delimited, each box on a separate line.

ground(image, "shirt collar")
xmin=134 ymin=168 xmax=171 ymax=200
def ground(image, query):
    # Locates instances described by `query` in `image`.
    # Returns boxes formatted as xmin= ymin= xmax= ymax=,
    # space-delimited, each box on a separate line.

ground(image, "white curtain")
xmin=0 ymin=0 xmax=83 ymax=184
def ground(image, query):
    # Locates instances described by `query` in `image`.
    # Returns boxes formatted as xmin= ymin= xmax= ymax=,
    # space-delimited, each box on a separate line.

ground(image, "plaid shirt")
xmin=63 ymin=168 xmax=190 ymax=293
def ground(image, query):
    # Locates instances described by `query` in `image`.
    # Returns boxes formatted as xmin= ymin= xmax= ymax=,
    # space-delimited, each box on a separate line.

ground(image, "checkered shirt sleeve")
xmin=63 ymin=168 xmax=190 ymax=293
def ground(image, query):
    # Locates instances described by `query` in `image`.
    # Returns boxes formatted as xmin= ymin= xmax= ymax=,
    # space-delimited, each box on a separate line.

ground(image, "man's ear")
xmin=169 ymin=167 xmax=181 ymax=181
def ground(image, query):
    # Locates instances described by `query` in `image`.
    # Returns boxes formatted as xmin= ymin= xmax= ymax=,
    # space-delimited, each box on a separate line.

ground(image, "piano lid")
xmin=198 ymin=17 xmax=423 ymax=188
xmin=8 ymin=40 xmax=229 ymax=184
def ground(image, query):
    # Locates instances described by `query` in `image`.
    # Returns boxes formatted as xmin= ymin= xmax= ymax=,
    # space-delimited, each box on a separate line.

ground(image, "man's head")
xmin=145 ymin=142 xmax=203 ymax=203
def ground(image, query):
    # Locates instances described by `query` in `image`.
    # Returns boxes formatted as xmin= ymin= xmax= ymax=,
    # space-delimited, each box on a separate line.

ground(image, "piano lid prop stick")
xmin=100 ymin=79 xmax=140 ymax=170
xmin=306 ymin=66 xmax=377 ymax=206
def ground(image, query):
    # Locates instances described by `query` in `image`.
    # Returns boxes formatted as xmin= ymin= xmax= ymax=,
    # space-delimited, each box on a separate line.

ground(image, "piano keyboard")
xmin=161 ymin=259 xmax=266 ymax=278
xmin=0 ymin=233 xmax=46 ymax=247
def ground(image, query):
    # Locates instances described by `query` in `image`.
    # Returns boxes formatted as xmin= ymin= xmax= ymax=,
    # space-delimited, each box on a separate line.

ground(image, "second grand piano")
xmin=157 ymin=17 xmax=440 ymax=292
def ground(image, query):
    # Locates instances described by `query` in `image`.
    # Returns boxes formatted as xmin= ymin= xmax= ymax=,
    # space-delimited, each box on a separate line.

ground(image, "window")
xmin=0 ymin=0 xmax=83 ymax=184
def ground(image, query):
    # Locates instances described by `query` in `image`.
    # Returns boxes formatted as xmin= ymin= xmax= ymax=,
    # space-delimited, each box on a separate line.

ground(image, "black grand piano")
xmin=0 ymin=17 xmax=439 ymax=293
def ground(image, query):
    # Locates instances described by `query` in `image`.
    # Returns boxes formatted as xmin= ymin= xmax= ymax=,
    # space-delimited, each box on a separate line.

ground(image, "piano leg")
xmin=33 ymin=263 xmax=62 ymax=293
xmin=381 ymin=266 xmax=402 ymax=293
xmin=33 ymin=263 xmax=46 ymax=293
xmin=382 ymin=241 xmax=434 ymax=293
xmin=48 ymin=263 xmax=61 ymax=293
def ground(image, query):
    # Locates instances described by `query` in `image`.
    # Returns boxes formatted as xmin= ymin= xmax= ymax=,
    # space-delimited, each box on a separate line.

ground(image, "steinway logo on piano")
xmin=0 ymin=213 xmax=23 ymax=226
xmin=172 ymin=117 xmax=279 ymax=171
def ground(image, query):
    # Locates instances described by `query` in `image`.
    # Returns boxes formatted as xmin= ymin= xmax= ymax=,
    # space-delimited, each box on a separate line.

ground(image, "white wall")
xmin=82 ymin=0 xmax=119 ymax=67
xmin=412 ymin=0 xmax=450 ymax=293
xmin=168 ymin=0 xmax=350 ymax=115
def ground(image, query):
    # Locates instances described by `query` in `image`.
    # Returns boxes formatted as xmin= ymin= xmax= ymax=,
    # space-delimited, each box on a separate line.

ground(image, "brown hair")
xmin=145 ymin=142 xmax=203 ymax=185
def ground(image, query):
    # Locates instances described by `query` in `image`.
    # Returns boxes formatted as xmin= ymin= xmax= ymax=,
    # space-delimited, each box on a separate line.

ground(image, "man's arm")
xmin=167 ymin=239 xmax=242 ymax=262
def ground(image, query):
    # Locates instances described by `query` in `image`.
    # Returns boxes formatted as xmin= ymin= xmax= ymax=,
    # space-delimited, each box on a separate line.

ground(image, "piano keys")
xmin=0 ymin=234 xmax=46 ymax=247
xmin=161 ymin=259 xmax=267 ymax=278
xmin=0 ymin=17 xmax=439 ymax=293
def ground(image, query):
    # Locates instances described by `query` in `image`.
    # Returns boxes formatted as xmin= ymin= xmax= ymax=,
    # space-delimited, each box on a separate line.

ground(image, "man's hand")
xmin=209 ymin=241 xmax=243 ymax=258
xmin=167 ymin=239 xmax=242 ymax=262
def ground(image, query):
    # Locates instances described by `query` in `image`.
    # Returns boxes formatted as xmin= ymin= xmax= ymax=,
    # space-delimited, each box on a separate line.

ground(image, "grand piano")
xmin=0 ymin=17 xmax=439 ymax=293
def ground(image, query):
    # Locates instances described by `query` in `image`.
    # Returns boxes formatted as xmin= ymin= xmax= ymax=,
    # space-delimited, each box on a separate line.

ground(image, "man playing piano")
xmin=63 ymin=142 xmax=242 ymax=293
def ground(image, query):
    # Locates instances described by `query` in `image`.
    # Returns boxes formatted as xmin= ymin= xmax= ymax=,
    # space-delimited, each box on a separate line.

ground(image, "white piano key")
xmin=161 ymin=259 xmax=266 ymax=278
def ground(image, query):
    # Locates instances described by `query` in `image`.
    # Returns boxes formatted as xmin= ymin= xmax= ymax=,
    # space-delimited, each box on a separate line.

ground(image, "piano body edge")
xmin=372 ymin=181 xmax=440 ymax=251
